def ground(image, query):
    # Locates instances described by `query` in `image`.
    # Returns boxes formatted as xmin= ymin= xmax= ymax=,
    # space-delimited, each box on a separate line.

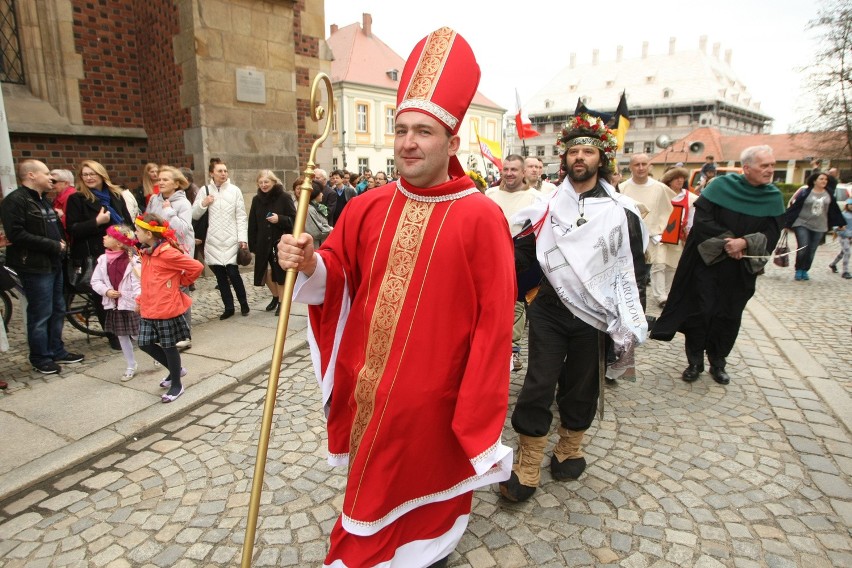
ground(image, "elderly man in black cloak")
xmin=650 ymin=145 xmax=785 ymax=385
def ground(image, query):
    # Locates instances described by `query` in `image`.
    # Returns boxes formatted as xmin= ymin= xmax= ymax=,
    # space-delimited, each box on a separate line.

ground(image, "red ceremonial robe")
xmin=293 ymin=174 xmax=516 ymax=568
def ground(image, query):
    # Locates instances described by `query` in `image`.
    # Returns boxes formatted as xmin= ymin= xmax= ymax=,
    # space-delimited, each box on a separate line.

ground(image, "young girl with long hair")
xmin=134 ymin=213 xmax=203 ymax=402
xmin=90 ymin=225 xmax=142 ymax=380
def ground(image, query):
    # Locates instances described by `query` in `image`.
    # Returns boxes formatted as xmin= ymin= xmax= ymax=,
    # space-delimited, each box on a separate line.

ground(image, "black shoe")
xmin=275 ymin=304 xmax=280 ymax=316
xmin=265 ymin=297 xmax=279 ymax=312
xmin=550 ymin=454 xmax=587 ymax=480
xmin=830 ymin=264 xmax=838 ymax=273
xmin=240 ymin=305 xmax=250 ymax=316
xmin=33 ymin=361 xmax=61 ymax=374
xmin=54 ymin=352 xmax=84 ymax=364
xmin=428 ymin=556 xmax=449 ymax=568
xmin=682 ymin=363 xmax=703 ymax=382
xmin=710 ymin=366 xmax=730 ymax=385
xmin=219 ymin=309 xmax=235 ymax=320
xmin=498 ymin=471 xmax=536 ymax=502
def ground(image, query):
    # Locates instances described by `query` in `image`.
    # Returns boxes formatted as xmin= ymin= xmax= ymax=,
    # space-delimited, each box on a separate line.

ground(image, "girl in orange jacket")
xmin=134 ymin=213 xmax=203 ymax=402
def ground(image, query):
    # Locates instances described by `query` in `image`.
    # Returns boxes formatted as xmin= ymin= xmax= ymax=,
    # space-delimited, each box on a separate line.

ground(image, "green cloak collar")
xmin=700 ymin=174 xmax=785 ymax=217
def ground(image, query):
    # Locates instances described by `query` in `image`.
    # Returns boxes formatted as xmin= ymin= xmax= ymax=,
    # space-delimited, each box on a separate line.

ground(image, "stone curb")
xmin=747 ymin=297 xmax=852 ymax=435
xmin=0 ymin=335 xmax=307 ymax=503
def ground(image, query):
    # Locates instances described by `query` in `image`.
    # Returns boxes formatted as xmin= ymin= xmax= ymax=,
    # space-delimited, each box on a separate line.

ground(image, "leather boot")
xmin=499 ymin=434 xmax=547 ymax=502
xmin=550 ymin=427 xmax=586 ymax=480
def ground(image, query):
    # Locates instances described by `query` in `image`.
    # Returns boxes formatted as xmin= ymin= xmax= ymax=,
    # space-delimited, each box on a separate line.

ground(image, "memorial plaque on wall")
xmin=236 ymin=68 xmax=266 ymax=104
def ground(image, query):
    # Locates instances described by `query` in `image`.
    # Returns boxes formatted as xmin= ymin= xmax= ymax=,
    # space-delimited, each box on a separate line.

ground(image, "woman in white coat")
xmin=192 ymin=158 xmax=249 ymax=319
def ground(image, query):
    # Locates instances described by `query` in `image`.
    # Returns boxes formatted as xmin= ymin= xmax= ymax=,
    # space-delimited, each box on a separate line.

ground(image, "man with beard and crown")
xmin=277 ymin=27 xmax=516 ymax=568
xmin=499 ymin=113 xmax=649 ymax=502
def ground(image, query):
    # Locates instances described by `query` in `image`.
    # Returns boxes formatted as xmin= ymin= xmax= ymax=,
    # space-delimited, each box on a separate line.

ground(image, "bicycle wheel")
xmin=64 ymin=290 xmax=109 ymax=337
xmin=0 ymin=290 xmax=11 ymax=329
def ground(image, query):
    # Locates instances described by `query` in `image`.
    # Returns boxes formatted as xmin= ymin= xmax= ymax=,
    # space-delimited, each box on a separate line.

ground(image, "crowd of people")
xmin=0 ymin=153 xmax=405 ymax=394
xmin=0 ymin=24 xmax=847 ymax=567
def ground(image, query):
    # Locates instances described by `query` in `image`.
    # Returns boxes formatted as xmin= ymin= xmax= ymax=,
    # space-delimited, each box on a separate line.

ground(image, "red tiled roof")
xmin=649 ymin=128 xmax=849 ymax=164
xmin=327 ymin=21 xmax=503 ymax=111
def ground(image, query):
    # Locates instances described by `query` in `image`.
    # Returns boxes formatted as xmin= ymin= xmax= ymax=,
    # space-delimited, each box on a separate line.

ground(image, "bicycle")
xmin=0 ymin=264 xmax=23 ymax=329
xmin=0 ymin=263 xmax=107 ymax=337
xmin=64 ymin=287 xmax=108 ymax=337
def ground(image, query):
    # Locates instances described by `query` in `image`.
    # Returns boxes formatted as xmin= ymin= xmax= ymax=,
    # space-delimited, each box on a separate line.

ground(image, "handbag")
xmin=67 ymin=254 xmax=96 ymax=293
xmin=773 ymin=231 xmax=790 ymax=267
xmin=237 ymin=246 xmax=252 ymax=267
xmin=192 ymin=185 xmax=210 ymax=243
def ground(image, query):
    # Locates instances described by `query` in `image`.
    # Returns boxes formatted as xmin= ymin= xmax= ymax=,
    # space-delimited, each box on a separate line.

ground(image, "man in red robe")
xmin=278 ymin=27 xmax=516 ymax=568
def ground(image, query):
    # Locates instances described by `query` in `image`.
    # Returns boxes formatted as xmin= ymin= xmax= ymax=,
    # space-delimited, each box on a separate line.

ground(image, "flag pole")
xmin=239 ymin=72 xmax=334 ymax=568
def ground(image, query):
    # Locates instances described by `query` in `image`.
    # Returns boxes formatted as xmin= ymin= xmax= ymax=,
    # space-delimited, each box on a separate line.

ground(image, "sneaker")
xmin=54 ymin=352 xmax=84 ymax=364
xmin=33 ymin=361 xmax=61 ymax=374
xmin=0 ymin=380 xmax=7 ymax=389
xmin=801 ymin=271 xmax=810 ymax=281
xmin=830 ymin=264 xmax=838 ymax=273
xmin=175 ymin=339 xmax=191 ymax=350
xmin=794 ymin=270 xmax=803 ymax=281
xmin=512 ymin=351 xmax=523 ymax=371
xmin=843 ymin=272 xmax=852 ymax=279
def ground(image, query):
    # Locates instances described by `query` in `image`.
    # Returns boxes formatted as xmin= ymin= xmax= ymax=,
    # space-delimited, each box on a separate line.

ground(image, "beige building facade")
xmin=327 ymin=14 xmax=504 ymax=178
xmin=2 ymin=0 xmax=330 ymax=194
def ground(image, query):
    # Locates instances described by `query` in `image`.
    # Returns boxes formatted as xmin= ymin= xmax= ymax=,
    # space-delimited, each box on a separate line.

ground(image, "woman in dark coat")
xmin=65 ymin=159 xmax=132 ymax=348
xmin=247 ymin=170 xmax=295 ymax=314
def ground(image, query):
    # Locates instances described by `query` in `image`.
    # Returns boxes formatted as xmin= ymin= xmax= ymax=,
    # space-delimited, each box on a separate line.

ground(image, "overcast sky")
xmin=323 ymin=0 xmax=823 ymax=134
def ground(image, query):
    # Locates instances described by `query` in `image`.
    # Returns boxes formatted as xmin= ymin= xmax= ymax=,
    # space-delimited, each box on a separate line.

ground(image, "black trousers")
xmin=511 ymin=296 xmax=601 ymax=437
xmin=682 ymin=311 xmax=743 ymax=367
xmin=210 ymin=264 xmax=248 ymax=310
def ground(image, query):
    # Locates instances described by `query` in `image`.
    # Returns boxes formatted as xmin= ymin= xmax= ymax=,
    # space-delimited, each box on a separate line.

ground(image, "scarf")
xmin=513 ymin=179 xmax=648 ymax=359
xmin=92 ymin=187 xmax=125 ymax=224
xmin=701 ymin=174 xmax=784 ymax=217
xmin=106 ymin=249 xmax=129 ymax=290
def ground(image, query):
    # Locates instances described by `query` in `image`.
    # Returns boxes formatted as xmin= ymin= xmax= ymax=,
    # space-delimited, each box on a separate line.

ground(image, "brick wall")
xmin=10 ymin=134 xmax=149 ymax=189
xmin=69 ymin=0 xmax=191 ymax=171
xmin=293 ymin=0 xmax=323 ymax=168
xmin=72 ymin=0 xmax=144 ymax=128
xmin=130 ymin=0 xmax=192 ymax=168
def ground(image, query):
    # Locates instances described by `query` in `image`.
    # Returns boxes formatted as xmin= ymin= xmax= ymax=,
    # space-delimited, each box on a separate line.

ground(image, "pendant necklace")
xmin=576 ymin=193 xmax=587 ymax=226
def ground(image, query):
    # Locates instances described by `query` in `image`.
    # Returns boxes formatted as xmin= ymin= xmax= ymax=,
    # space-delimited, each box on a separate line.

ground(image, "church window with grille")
xmin=0 ymin=0 xmax=25 ymax=84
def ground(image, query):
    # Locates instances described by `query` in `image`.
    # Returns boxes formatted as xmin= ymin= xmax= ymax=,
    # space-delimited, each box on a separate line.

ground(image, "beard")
xmin=567 ymin=163 xmax=597 ymax=183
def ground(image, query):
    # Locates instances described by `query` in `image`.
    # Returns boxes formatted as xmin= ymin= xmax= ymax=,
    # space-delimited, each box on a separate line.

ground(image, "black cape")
xmin=650 ymin=196 xmax=784 ymax=341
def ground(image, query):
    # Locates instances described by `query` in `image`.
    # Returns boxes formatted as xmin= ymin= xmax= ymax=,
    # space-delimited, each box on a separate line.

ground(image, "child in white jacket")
xmin=91 ymin=224 xmax=142 ymax=380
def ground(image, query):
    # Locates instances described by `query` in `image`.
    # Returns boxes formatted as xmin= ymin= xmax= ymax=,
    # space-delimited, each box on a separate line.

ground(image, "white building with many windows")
xmin=327 ymin=14 xmax=504 ymax=177
xmin=517 ymin=37 xmax=772 ymax=174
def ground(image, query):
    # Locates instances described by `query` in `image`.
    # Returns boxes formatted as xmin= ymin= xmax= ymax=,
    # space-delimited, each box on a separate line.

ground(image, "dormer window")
xmin=544 ymin=99 xmax=553 ymax=109
xmin=663 ymin=88 xmax=672 ymax=98
xmin=386 ymin=69 xmax=399 ymax=81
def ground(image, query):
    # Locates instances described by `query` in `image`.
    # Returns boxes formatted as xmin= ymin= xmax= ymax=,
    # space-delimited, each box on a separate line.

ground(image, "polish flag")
xmin=515 ymin=90 xmax=540 ymax=140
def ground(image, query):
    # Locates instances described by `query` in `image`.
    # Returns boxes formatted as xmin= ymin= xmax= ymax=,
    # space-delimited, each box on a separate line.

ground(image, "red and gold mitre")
xmin=396 ymin=27 xmax=480 ymax=135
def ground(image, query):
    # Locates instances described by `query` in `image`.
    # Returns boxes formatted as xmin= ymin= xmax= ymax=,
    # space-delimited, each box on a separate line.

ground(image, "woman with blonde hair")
xmin=65 ymin=159 xmax=132 ymax=349
xmin=146 ymin=166 xmax=195 ymax=257
xmin=131 ymin=162 xmax=159 ymax=212
xmin=248 ymin=169 xmax=295 ymax=314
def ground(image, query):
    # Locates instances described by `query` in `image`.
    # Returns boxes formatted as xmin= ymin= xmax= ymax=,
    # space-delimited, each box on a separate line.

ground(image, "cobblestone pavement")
xmin=0 ymin=248 xmax=850 ymax=567
xmin=0 ymin=269 xmax=268 ymax=393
